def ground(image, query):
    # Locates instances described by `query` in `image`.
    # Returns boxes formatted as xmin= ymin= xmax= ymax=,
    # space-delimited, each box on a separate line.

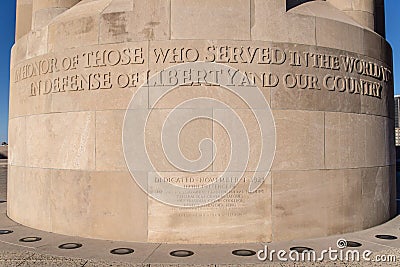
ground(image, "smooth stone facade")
xmin=8 ymin=0 xmax=396 ymax=244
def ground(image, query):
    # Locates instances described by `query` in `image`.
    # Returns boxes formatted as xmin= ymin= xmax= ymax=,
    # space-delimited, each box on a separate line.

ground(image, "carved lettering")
xmin=83 ymin=48 xmax=144 ymax=68
xmin=205 ymin=45 xmax=286 ymax=64
xmin=13 ymin=42 xmax=391 ymax=102
xmin=284 ymin=73 xmax=320 ymax=90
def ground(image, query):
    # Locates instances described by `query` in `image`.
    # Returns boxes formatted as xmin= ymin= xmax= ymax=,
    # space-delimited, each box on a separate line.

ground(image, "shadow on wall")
xmin=0 ymin=146 xmax=7 ymax=159
xmin=286 ymin=0 xmax=314 ymax=11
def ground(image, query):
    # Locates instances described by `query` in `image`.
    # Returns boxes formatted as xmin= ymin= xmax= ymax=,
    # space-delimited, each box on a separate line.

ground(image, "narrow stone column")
xmin=15 ymin=0 xmax=33 ymax=40
xmin=31 ymin=0 xmax=81 ymax=30
xmin=375 ymin=0 xmax=386 ymax=37
xmin=327 ymin=0 xmax=375 ymax=31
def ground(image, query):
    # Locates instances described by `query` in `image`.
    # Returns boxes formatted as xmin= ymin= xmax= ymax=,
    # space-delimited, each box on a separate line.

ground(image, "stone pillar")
xmin=31 ymin=0 xmax=81 ymax=30
xmin=327 ymin=0 xmax=375 ymax=31
xmin=375 ymin=0 xmax=386 ymax=37
xmin=15 ymin=0 xmax=33 ymax=40
xmin=8 ymin=0 xmax=396 ymax=244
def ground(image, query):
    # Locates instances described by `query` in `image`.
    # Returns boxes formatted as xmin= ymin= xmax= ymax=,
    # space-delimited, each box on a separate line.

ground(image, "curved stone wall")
xmin=8 ymin=0 xmax=396 ymax=243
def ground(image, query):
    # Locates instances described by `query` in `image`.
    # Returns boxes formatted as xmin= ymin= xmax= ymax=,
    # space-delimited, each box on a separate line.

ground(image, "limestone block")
xmin=144 ymin=109 xmax=213 ymax=172
xmin=252 ymin=0 xmax=316 ymax=45
xmin=326 ymin=113 xmax=388 ymax=169
xmin=11 ymin=168 xmax=149 ymax=241
xmin=360 ymin=85 xmax=391 ymax=118
xmin=100 ymin=0 xmax=170 ymax=43
xmin=7 ymin=166 xmax=52 ymax=231
xmin=27 ymin=27 xmax=48 ymax=58
xmin=48 ymin=15 xmax=99 ymax=51
xmin=341 ymin=171 xmax=363 ymax=233
xmin=100 ymin=11 xmax=131 ymax=44
xmin=213 ymin=109 xmax=269 ymax=172
xmin=325 ymin=112 xmax=366 ymax=169
xmin=32 ymin=7 xmax=68 ymax=30
xmin=148 ymin=172 xmax=272 ymax=243
xmin=351 ymin=0 xmax=375 ymax=13
xmin=10 ymin=35 xmax=28 ymax=69
xmin=385 ymin=118 xmax=396 ymax=166
xmin=86 ymin=171 xmax=148 ymax=242
xmin=316 ymin=17 xmax=364 ymax=54
xmin=327 ymin=0 xmax=374 ymax=13
xmin=9 ymin=70 xmax=54 ymax=118
xmin=272 ymin=169 xmax=362 ymax=241
xmin=171 ymin=0 xmax=251 ymax=40
xmin=326 ymin=0 xmax=352 ymax=11
xmin=95 ymin=110 xmax=127 ymax=171
xmin=361 ymin=166 xmax=392 ymax=229
xmin=47 ymin=0 xmax=113 ymax=51
xmin=363 ymin=29 xmax=382 ymax=61
xmin=103 ymin=0 xmax=133 ymax=13
xmin=344 ymin=10 xmax=374 ymax=30
xmin=365 ymin=115 xmax=386 ymax=167
xmin=15 ymin=0 xmax=33 ymax=40
xmin=49 ymin=169 xmax=93 ymax=236
xmin=31 ymin=0 xmax=81 ymax=30
xmin=32 ymin=0 xmax=81 ymax=12
xmin=26 ymin=112 xmax=95 ymax=170
xmin=8 ymin=117 xmax=26 ymax=167
xmin=388 ymin=165 xmax=397 ymax=217
xmin=291 ymin=0 xmax=359 ymax=27
xmin=150 ymin=85 xmax=254 ymax=110
xmin=271 ymin=110 xmax=324 ymax=171
xmin=326 ymin=0 xmax=375 ymax=30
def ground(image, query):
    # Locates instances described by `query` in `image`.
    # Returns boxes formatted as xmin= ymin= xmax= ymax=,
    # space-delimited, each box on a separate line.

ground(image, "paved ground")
xmin=0 ymin=160 xmax=399 ymax=266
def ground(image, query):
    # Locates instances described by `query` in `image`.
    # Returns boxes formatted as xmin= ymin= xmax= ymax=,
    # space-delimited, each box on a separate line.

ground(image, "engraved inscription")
xmin=12 ymin=42 xmax=392 ymax=101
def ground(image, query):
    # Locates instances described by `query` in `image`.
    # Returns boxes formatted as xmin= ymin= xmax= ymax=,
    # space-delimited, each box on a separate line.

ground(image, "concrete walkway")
xmin=0 ymin=160 xmax=399 ymax=266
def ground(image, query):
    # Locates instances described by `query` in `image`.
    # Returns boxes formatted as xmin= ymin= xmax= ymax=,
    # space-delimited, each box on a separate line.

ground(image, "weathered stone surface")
xmin=272 ymin=110 xmax=325 ymax=171
xmin=88 ymin=171 xmax=148 ymax=242
xmin=272 ymin=169 xmax=363 ymax=241
xmin=8 ymin=117 xmax=26 ymax=166
xmin=100 ymin=0 xmax=170 ymax=43
xmin=171 ymin=0 xmax=250 ymax=40
xmin=27 ymin=27 xmax=48 ymax=58
xmin=291 ymin=1 xmax=360 ymax=27
xmin=325 ymin=112 xmax=366 ymax=169
xmin=7 ymin=166 xmax=52 ymax=231
xmin=316 ymin=18 xmax=364 ymax=54
xmin=8 ymin=0 xmax=395 ymax=244
xmin=47 ymin=0 xmax=113 ymax=52
xmin=252 ymin=0 xmax=316 ymax=45
xmin=32 ymin=7 xmax=68 ymax=30
xmin=15 ymin=0 xmax=33 ymax=40
xmin=148 ymin=172 xmax=272 ymax=244
xmin=327 ymin=0 xmax=375 ymax=30
xmin=145 ymin=109 xmax=213 ymax=172
xmin=361 ymin=166 xmax=392 ymax=229
xmin=95 ymin=110 xmax=126 ymax=171
xmin=25 ymin=112 xmax=96 ymax=170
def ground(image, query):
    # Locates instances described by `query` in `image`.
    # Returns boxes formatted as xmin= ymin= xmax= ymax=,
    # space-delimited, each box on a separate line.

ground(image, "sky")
xmin=0 ymin=1 xmax=399 ymax=142
xmin=0 ymin=2 xmax=15 ymax=142
xmin=386 ymin=0 xmax=400 ymax=94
